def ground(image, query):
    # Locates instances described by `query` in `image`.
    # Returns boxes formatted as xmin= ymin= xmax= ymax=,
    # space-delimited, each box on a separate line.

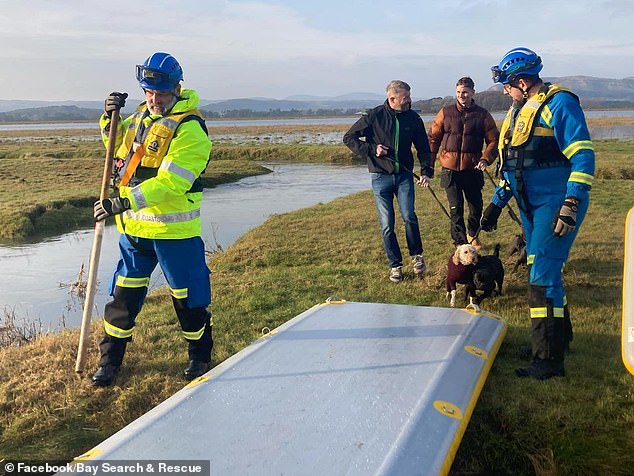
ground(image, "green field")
xmin=0 ymin=137 xmax=633 ymax=475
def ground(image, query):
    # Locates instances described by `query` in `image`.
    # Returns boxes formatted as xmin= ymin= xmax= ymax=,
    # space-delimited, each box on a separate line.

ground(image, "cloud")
xmin=0 ymin=0 xmax=632 ymax=100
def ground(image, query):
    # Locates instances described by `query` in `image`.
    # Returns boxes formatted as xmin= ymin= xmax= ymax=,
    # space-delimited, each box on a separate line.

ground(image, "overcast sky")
xmin=1 ymin=0 xmax=633 ymax=102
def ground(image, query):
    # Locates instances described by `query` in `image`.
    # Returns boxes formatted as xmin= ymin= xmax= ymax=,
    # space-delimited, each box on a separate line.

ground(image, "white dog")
xmin=446 ymin=244 xmax=478 ymax=307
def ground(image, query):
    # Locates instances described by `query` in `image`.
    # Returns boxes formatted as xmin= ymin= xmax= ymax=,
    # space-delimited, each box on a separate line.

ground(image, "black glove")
xmin=553 ymin=198 xmax=578 ymax=237
xmin=480 ymin=203 xmax=503 ymax=232
xmin=104 ymin=92 xmax=128 ymax=117
xmin=94 ymin=197 xmax=131 ymax=221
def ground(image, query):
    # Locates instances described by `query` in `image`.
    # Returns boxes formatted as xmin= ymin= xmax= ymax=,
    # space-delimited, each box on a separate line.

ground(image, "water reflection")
xmin=3 ymin=113 xmax=634 ymax=141
xmin=589 ymin=125 xmax=634 ymax=140
xmin=0 ymin=163 xmax=370 ymax=330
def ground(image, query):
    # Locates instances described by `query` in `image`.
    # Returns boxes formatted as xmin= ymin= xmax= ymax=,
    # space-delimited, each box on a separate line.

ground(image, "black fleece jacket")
xmin=343 ymin=100 xmax=433 ymax=177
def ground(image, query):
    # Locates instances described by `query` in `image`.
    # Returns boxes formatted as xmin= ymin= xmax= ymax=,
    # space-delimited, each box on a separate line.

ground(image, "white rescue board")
xmin=72 ymin=301 xmax=507 ymax=475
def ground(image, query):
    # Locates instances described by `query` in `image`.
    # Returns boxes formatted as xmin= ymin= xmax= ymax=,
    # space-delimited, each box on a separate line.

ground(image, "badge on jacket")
xmin=148 ymin=140 xmax=160 ymax=153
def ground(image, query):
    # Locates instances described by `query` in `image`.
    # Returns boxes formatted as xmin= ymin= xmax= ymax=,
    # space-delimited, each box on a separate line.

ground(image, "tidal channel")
xmin=0 ymin=163 xmax=369 ymax=331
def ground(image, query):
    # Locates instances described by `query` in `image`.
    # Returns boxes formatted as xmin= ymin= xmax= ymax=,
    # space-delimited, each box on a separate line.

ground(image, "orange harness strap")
xmin=119 ymin=144 xmax=145 ymax=187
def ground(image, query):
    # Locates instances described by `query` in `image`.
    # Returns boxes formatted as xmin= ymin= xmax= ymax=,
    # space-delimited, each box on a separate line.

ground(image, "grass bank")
xmin=1 ymin=140 xmax=633 ymax=474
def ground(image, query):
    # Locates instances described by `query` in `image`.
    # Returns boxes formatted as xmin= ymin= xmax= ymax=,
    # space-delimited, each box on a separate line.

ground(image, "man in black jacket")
xmin=344 ymin=80 xmax=433 ymax=282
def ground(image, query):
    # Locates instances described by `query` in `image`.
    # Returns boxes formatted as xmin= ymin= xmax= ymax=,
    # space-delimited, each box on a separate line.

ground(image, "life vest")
xmin=499 ymin=84 xmax=573 ymax=171
xmin=111 ymin=101 xmax=211 ymax=240
xmin=114 ymin=104 xmax=208 ymax=190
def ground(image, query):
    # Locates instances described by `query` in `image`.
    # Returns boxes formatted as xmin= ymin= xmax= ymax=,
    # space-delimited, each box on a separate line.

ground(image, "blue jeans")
xmin=371 ymin=171 xmax=423 ymax=268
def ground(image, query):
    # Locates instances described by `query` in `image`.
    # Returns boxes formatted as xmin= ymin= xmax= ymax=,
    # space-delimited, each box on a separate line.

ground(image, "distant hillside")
xmin=0 ymin=105 xmax=103 ymax=122
xmin=0 ymin=100 xmax=102 ymax=113
xmin=198 ymin=97 xmax=382 ymax=116
xmin=413 ymin=90 xmax=511 ymax=114
xmin=415 ymin=76 xmax=634 ymax=114
xmin=543 ymin=75 xmax=634 ymax=100
xmin=1 ymin=76 xmax=633 ymax=122
xmin=284 ymin=92 xmax=386 ymax=101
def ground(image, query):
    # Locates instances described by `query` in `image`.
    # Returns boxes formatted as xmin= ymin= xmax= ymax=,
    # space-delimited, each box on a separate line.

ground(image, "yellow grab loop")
xmin=465 ymin=298 xmax=481 ymax=314
xmin=433 ymin=400 xmax=463 ymax=420
xmin=325 ymin=296 xmax=347 ymax=305
xmin=73 ymin=449 xmax=103 ymax=461
xmin=185 ymin=375 xmax=210 ymax=389
xmin=464 ymin=345 xmax=488 ymax=359
xmin=261 ymin=327 xmax=279 ymax=338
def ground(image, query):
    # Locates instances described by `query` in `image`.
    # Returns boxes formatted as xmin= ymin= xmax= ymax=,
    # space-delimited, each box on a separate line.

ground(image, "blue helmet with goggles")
xmin=491 ymin=47 xmax=543 ymax=84
xmin=136 ymin=52 xmax=183 ymax=91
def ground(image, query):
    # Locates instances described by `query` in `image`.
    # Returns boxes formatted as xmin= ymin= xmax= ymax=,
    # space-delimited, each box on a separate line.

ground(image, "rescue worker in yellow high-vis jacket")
xmin=91 ymin=52 xmax=213 ymax=387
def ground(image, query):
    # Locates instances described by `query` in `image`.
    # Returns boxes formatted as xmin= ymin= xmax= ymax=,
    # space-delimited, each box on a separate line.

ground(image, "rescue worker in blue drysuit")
xmin=91 ymin=52 xmax=213 ymax=387
xmin=480 ymin=47 xmax=595 ymax=380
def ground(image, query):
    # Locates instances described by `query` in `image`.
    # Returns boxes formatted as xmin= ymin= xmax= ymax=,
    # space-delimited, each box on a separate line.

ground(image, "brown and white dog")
xmin=446 ymin=244 xmax=478 ymax=307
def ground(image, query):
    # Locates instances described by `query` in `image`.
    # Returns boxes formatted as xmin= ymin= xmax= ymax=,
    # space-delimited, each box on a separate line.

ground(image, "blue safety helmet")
xmin=136 ymin=52 xmax=183 ymax=91
xmin=491 ymin=47 xmax=543 ymax=84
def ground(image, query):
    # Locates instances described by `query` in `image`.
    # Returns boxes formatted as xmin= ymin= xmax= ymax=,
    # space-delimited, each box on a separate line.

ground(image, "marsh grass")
xmin=0 ymin=139 xmax=273 ymax=241
xmin=0 ymin=308 xmax=43 ymax=348
xmin=0 ymin=138 xmax=633 ymax=474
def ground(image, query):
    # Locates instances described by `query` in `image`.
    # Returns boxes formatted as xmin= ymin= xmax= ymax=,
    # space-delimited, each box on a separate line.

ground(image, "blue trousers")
xmin=501 ymin=166 xmax=586 ymax=360
xmin=371 ymin=171 xmax=423 ymax=268
xmin=99 ymin=234 xmax=212 ymax=366
xmin=509 ymin=169 xmax=588 ymax=308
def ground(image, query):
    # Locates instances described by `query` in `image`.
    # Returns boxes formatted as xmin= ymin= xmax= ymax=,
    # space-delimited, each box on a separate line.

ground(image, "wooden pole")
xmin=75 ymin=109 xmax=121 ymax=374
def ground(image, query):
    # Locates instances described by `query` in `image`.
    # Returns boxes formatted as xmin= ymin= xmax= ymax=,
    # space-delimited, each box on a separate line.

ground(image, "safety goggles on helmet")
xmin=491 ymin=48 xmax=542 ymax=84
xmin=136 ymin=65 xmax=179 ymax=90
xmin=491 ymin=66 xmax=506 ymax=84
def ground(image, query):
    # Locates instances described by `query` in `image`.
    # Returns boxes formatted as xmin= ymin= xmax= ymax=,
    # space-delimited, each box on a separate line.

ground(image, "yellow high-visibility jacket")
xmin=99 ymin=89 xmax=212 ymax=239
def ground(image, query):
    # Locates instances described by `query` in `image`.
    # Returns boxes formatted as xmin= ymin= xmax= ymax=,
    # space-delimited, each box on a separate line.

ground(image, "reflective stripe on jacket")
xmin=499 ymin=84 xmax=574 ymax=170
xmin=497 ymin=83 xmax=594 ymax=202
xmin=99 ymin=89 xmax=212 ymax=239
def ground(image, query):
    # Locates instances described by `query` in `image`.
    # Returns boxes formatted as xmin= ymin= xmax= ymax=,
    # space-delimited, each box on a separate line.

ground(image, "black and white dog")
xmin=473 ymin=244 xmax=504 ymax=305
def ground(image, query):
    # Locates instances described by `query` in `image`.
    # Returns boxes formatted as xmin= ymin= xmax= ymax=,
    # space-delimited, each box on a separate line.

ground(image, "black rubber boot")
xmin=98 ymin=334 xmax=128 ymax=366
xmin=520 ymin=287 xmax=566 ymax=380
xmin=92 ymin=364 xmax=120 ymax=387
xmin=93 ymin=332 xmax=128 ymax=387
xmin=564 ymin=304 xmax=573 ymax=353
xmin=173 ymin=304 xmax=213 ymax=362
xmin=516 ymin=358 xmax=565 ymax=380
xmin=184 ymin=360 xmax=211 ymax=380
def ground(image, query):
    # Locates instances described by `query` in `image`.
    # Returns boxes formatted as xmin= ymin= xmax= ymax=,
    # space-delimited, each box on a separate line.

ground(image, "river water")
xmin=2 ymin=110 xmax=633 ymax=139
xmin=0 ymin=163 xmax=370 ymax=331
